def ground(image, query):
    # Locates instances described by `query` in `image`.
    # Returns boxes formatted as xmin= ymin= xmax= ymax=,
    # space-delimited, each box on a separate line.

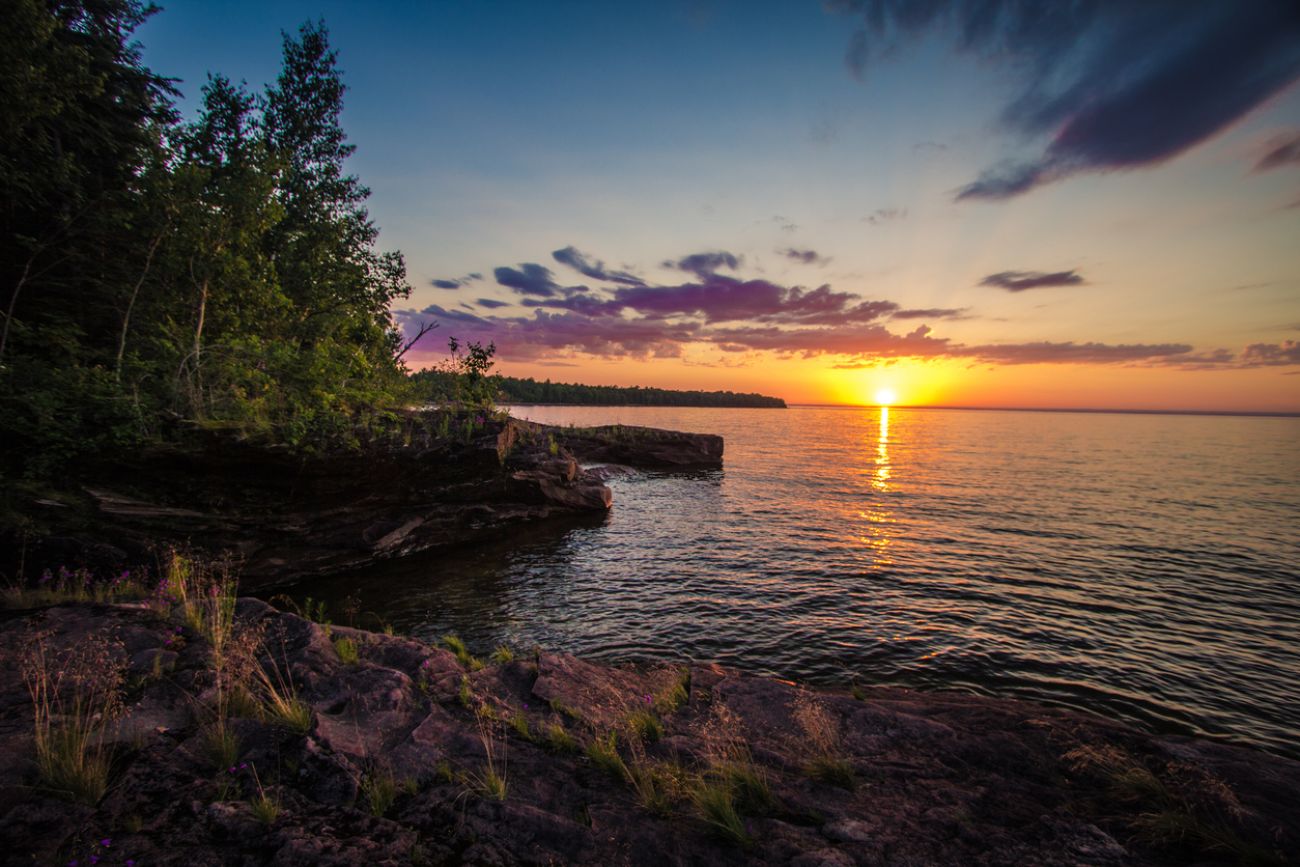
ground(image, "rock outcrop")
xmin=531 ymin=422 xmax=725 ymax=469
xmin=1 ymin=601 xmax=1296 ymax=866
xmin=14 ymin=415 xmax=614 ymax=591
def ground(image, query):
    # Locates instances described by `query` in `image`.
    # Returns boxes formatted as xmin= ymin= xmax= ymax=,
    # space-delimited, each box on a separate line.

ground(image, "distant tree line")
xmin=411 ymin=370 xmax=786 ymax=408
xmin=1 ymin=2 xmax=414 ymax=479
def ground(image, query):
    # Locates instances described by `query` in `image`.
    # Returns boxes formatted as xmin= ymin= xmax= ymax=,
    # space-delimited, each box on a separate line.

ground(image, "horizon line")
xmin=793 ymin=403 xmax=1300 ymax=419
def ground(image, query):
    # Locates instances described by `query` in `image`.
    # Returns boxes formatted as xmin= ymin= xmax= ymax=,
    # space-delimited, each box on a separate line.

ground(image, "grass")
xmin=333 ymin=636 xmax=360 ymax=665
xmin=508 ymin=711 xmax=532 ymax=741
xmin=442 ymin=634 xmax=483 ymax=670
xmin=248 ymin=764 xmax=280 ymax=824
xmin=585 ymin=730 xmax=628 ymax=780
xmin=545 ymin=723 xmax=578 ymax=753
xmin=457 ymin=675 xmax=474 ymax=709
xmin=623 ymin=709 xmax=664 ymax=743
xmin=653 ymin=669 xmax=690 ymax=714
xmin=691 ymin=779 xmax=751 ymax=847
xmin=250 ymin=641 xmax=313 ymax=734
xmin=719 ymin=759 xmax=776 ymax=813
xmin=626 ymin=759 xmax=681 ymax=816
xmin=202 ymin=722 xmax=242 ymax=770
xmin=489 ymin=645 xmax=514 ymax=664
xmin=793 ymin=690 xmax=855 ymax=790
xmin=462 ymin=708 xmax=507 ymax=801
xmin=361 ymin=766 xmax=399 ymax=817
xmin=21 ymin=631 xmax=125 ymax=804
xmin=1064 ymin=744 xmax=1282 ymax=865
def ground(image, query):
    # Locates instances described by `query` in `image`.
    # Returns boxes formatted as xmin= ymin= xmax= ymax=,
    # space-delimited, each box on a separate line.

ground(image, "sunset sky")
xmin=141 ymin=1 xmax=1300 ymax=412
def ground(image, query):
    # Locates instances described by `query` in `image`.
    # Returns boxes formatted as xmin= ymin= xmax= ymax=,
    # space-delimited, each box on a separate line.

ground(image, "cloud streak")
xmin=552 ymin=246 xmax=646 ymax=286
xmin=831 ymin=1 xmax=1300 ymax=201
xmin=980 ymin=270 xmax=1086 ymax=292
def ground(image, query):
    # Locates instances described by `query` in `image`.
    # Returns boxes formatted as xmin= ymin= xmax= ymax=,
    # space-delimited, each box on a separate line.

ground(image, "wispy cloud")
xmin=980 ymin=270 xmax=1086 ymax=292
xmin=552 ymin=245 xmax=646 ymax=286
xmin=780 ymin=248 xmax=831 ymax=266
xmin=431 ymin=272 xmax=483 ymax=290
xmin=662 ymin=250 xmax=742 ymax=278
xmin=831 ymin=1 xmax=1300 ymax=201
xmin=862 ymin=207 xmax=906 ymax=226
xmin=1254 ymin=131 xmax=1300 ymax=172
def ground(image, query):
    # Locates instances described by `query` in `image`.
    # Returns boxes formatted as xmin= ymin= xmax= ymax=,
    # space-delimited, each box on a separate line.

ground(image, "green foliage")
xmin=691 ymin=779 xmax=751 ymax=847
xmin=489 ymin=645 xmax=514 ymax=665
xmin=585 ymin=731 xmax=627 ymax=780
xmin=333 ymin=636 xmax=359 ymax=664
xmin=545 ymin=723 xmax=578 ymax=753
xmin=1 ymin=7 xmax=418 ymax=481
xmin=456 ymin=374 xmax=787 ymax=408
xmin=624 ymin=710 xmax=664 ymax=743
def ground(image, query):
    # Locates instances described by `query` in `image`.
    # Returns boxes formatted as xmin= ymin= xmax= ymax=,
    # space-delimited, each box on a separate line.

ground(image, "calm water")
xmin=293 ymin=406 xmax=1300 ymax=758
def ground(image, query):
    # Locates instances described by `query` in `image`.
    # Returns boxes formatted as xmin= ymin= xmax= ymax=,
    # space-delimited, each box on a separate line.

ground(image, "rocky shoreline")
xmin=1 ymin=598 xmax=1297 ymax=866
xmin=7 ymin=414 xmax=723 ymax=592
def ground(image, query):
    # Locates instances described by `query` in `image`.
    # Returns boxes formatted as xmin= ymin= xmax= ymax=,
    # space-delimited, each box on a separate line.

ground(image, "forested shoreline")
xmin=1 ymin=2 xmax=416 ymax=482
xmin=411 ymin=370 xmax=786 ymax=408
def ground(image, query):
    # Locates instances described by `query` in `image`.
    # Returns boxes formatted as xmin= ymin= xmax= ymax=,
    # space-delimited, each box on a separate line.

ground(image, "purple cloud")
xmin=552 ymin=246 xmax=646 ymax=286
xmin=980 ymin=270 xmax=1086 ymax=292
xmin=863 ymin=208 xmax=906 ymax=226
xmin=431 ymin=272 xmax=482 ymax=290
xmin=831 ymin=1 xmax=1300 ymax=201
xmin=1240 ymin=340 xmax=1300 ymax=366
xmin=476 ymin=298 xmax=510 ymax=309
xmin=663 ymin=251 xmax=742 ymax=278
xmin=494 ymin=263 xmax=560 ymax=297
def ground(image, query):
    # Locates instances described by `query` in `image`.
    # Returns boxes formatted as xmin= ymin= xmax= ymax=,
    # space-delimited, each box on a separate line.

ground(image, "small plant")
xmin=490 ymin=645 xmax=514 ymax=665
xmin=21 ymin=631 xmax=125 ymax=804
xmin=691 ymin=779 xmax=751 ymax=846
xmin=508 ymin=711 xmax=532 ymax=741
xmin=442 ymin=634 xmax=483 ymax=670
xmin=457 ymin=674 xmax=474 ymax=709
xmin=436 ymin=760 xmax=455 ymax=783
xmin=850 ymin=684 xmax=867 ymax=701
xmin=248 ymin=764 xmax=280 ymax=824
xmin=585 ymin=730 xmax=628 ymax=780
xmin=549 ymin=698 xmax=584 ymax=723
xmin=653 ymin=669 xmax=690 ymax=714
xmin=462 ymin=708 xmax=507 ymax=801
xmin=545 ymin=723 xmax=578 ymax=753
xmin=624 ymin=709 xmax=664 ymax=743
xmin=333 ymin=636 xmax=360 ymax=665
xmin=720 ymin=759 xmax=775 ymax=814
xmin=202 ymin=722 xmax=242 ymax=770
xmin=251 ymin=637 xmax=313 ymax=734
xmin=793 ymin=690 xmax=854 ymax=790
xmin=361 ymin=766 xmax=399 ymax=817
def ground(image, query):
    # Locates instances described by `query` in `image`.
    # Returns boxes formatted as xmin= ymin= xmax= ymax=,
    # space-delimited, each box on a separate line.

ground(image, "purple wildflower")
xmin=100 ymin=838 xmax=111 ymax=847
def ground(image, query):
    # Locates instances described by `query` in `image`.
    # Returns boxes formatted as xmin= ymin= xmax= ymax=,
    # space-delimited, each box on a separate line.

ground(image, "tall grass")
xmin=21 ymin=632 xmax=126 ymax=803
xmin=3 ymin=565 xmax=150 ymax=608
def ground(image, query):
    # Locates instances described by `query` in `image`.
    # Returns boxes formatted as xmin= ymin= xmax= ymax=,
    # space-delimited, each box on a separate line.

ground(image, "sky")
xmin=139 ymin=1 xmax=1300 ymax=412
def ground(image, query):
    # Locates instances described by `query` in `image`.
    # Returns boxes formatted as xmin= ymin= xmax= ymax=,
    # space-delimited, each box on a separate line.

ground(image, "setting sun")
xmin=874 ymin=388 xmax=897 ymax=406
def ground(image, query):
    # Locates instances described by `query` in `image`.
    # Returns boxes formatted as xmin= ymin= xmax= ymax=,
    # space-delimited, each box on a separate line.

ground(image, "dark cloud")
xmin=962 ymin=341 xmax=1194 ymax=366
xmin=863 ymin=208 xmax=907 ymax=225
xmin=780 ymin=248 xmax=831 ymax=266
xmin=980 ymin=270 xmax=1086 ymax=292
xmin=1254 ymin=132 xmax=1300 ymax=172
xmin=892 ymin=307 xmax=968 ymax=320
xmin=494 ymin=263 xmax=560 ymax=297
xmin=431 ymin=272 xmax=482 ymax=289
xmin=551 ymin=246 xmax=646 ymax=286
xmin=476 ymin=298 xmax=510 ymax=309
xmin=831 ymin=1 xmax=1300 ymax=201
xmin=663 ymin=251 xmax=742 ymax=278
xmin=1240 ymin=340 xmax=1300 ymax=366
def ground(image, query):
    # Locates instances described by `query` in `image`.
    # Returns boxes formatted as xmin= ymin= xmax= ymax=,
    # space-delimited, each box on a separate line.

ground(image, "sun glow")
xmin=874 ymin=388 xmax=897 ymax=406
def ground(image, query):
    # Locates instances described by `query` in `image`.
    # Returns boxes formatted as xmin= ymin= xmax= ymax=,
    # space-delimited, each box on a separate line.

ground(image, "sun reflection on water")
xmin=857 ymin=406 xmax=895 ymax=566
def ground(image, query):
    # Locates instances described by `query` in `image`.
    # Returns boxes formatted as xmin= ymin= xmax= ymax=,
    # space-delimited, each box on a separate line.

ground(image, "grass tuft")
xmin=333 ymin=636 xmax=360 ymax=665
xmin=653 ymin=669 xmax=690 ymax=714
xmin=585 ymin=730 xmax=628 ymax=780
xmin=545 ymin=723 xmax=578 ymax=753
xmin=624 ymin=709 xmax=664 ymax=743
xmin=490 ymin=645 xmax=514 ymax=665
xmin=442 ymin=634 xmax=483 ymax=670
xmin=691 ymin=779 xmax=751 ymax=847
xmin=508 ymin=711 xmax=532 ymax=741
xmin=21 ymin=631 xmax=125 ymax=804
xmin=361 ymin=766 xmax=399 ymax=817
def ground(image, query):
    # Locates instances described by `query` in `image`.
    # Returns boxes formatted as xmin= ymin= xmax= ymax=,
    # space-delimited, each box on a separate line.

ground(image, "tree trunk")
xmin=114 ymin=232 xmax=163 ymax=381
xmin=0 ymin=257 xmax=34 ymax=366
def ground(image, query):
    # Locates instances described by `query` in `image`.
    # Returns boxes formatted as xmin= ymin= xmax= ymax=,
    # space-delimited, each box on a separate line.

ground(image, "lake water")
xmin=294 ymin=406 xmax=1300 ymax=759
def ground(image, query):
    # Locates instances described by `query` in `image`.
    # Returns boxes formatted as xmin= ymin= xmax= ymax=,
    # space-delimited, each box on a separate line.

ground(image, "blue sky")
xmin=140 ymin=1 xmax=1300 ymax=410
